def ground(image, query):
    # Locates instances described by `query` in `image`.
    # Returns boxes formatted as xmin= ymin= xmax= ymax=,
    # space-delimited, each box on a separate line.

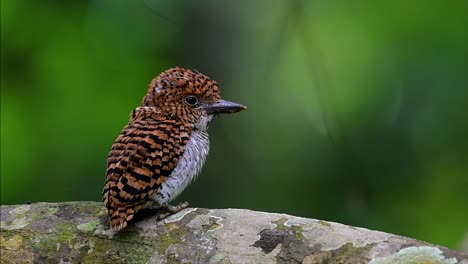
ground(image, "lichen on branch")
xmin=1 ymin=202 xmax=467 ymax=263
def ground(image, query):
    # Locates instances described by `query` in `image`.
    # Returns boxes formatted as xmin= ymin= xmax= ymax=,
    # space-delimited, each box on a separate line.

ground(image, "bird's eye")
xmin=184 ymin=95 xmax=199 ymax=106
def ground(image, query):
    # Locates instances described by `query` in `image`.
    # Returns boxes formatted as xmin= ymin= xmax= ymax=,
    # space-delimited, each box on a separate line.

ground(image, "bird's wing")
xmin=102 ymin=115 xmax=191 ymax=231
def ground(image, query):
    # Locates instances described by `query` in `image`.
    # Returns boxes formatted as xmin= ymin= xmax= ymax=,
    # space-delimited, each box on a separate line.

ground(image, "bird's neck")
xmin=194 ymin=114 xmax=214 ymax=131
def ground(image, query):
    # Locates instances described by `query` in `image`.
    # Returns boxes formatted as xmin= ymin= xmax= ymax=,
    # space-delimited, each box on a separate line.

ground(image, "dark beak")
xmin=201 ymin=99 xmax=247 ymax=115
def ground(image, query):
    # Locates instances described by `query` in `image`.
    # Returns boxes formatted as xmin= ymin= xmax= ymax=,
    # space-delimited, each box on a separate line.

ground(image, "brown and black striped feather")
xmin=102 ymin=109 xmax=192 ymax=231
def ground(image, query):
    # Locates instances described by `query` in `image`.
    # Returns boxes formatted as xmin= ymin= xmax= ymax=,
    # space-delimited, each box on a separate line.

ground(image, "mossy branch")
xmin=1 ymin=202 xmax=467 ymax=263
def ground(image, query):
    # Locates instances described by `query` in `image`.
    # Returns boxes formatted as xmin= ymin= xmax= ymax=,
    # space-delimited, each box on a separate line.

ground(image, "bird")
xmin=102 ymin=67 xmax=246 ymax=232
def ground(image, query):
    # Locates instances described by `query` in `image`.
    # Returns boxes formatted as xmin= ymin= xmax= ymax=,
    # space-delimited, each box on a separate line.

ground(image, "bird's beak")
xmin=200 ymin=99 xmax=247 ymax=115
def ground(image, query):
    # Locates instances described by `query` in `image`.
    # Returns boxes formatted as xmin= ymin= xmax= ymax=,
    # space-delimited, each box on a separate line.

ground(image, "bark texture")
xmin=1 ymin=202 xmax=467 ymax=263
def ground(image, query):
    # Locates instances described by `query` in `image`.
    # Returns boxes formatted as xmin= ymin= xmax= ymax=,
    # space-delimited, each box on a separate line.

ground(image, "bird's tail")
xmin=103 ymin=187 xmax=137 ymax=232
xmin=108 ymin=206 xmax=136 ymax=232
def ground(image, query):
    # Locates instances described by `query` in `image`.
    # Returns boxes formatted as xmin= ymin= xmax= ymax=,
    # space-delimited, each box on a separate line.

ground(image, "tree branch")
xmin=1 ymin=202 xmax=466 ymax=263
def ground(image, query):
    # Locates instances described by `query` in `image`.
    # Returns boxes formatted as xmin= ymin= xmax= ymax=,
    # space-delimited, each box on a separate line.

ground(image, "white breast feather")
xmin=154 ymin=130 xmax=209 ymax=204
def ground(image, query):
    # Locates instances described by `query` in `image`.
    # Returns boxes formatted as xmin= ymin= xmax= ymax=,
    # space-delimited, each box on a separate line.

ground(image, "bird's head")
xmin=142 ymin=67 xmax=246 ymax=130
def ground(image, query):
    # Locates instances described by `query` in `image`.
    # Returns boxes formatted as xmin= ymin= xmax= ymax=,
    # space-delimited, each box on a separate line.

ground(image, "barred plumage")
xmin=102 ymin=67 xmax=246 ymax=231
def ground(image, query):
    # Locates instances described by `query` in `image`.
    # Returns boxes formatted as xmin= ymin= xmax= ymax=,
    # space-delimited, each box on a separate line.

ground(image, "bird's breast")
xmin=154 ymin=130 xmax=210 ymax=204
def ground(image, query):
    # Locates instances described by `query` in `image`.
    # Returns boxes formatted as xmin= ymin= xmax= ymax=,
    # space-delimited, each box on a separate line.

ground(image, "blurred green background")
xmin=2 ymin=0 xmax=468 ymax=250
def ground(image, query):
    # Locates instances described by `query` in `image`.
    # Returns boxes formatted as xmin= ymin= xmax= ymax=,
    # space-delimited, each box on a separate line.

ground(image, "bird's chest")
xmin=154 ymin=130 xmax=209 ymax=204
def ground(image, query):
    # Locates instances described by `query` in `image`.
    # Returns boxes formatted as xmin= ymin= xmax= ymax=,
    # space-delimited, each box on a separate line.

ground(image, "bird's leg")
xmin=147 ymin=203 xmax=161 ymax=210
xmin=150 ymin=201 xmax=190 ymax=222
xmin=155 ymin=211 xmax=173 ymax=221
xmin=161 ymin=201 xmax=190 ymax=213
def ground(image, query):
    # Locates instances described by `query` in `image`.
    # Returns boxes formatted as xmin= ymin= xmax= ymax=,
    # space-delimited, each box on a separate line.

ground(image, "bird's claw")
xmin=154 ymin=201 xmax=190 ymax=222
xmin=162 ymin=201 xmax=190 ymax=213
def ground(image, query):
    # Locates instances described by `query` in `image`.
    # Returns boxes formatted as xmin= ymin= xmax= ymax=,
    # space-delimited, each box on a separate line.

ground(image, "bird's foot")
xmin=155 ymin=211 xmax=172 ymax=222
xmin=162 ymin=201 xmax=190 ymax=213
xmin=154 ymin=201 xmax=190 ymax=222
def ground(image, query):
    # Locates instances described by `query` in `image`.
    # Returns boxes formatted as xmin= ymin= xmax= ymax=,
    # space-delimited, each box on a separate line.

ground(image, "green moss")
xmin=34 ymin=221 xmax=79 ymax=260
xmin=0 ymin=233 xmax=34 ymax=264
xmin=44 ymin=207 xmax=59 ymax=217
xmin=31 ymin=226 xmax=155 ymax=263
xmin=23 ymin=205 xmax=58 ymax=223
xmin=81 ymin=236 xmax=153 ymax=264
xmin=336 ymin=243 xmax=374 ymax=263
xmin=35 ymin=234 xmax=62 ymax=254
xmin=0 ymin=230 xmax=30 ymax=246
xmin=77 ymin=220 xmax=100 ymax=232
xmin=0 ymin=234 xmax=23 ymax=250
xmin=272 ymin=218 xmax=303 ymax=240
xmin=155 ymin=224 xmax=190 ymax=255
xmin=0 ymin=229 xmax=14 ymax=239
xmin=81 ymin=238 xmax=120 ymax=263
xmin=272 ymin=218 xmax=289 ymax=230
xmin=56 ymin=223 xmax=77 ymax=243
xmin=118 ymin=241 xmax=153 ymax=264
xmin=291 ymin=225 xmax=304 ymax=240
xmin=302 ymin=242 xmax=374 ymax=264
xmin=317 ymin=220 xmax=332 ymax=227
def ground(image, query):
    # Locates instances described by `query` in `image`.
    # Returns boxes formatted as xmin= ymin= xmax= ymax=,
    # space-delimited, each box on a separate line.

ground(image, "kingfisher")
xmin=102 ymin=67 xmax=246 ymax=232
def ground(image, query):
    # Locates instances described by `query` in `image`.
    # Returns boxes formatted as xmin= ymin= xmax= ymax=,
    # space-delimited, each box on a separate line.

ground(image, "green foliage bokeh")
xmin=2 ymin=0 xmax=468 ymax=249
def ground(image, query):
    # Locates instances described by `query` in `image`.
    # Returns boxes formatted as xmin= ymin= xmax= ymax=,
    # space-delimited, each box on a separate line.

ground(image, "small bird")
xmin=102 ymin=67 xmax=246 ymax=232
